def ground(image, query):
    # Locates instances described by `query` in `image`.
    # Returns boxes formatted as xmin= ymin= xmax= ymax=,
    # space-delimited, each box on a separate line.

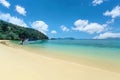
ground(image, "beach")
xmin=0 ymin=40 xmax=120 ymax=80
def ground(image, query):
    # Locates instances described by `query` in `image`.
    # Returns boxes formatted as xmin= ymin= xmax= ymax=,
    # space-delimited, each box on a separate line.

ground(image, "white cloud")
xmin=93 ymin=32 xmax=120 ymax=39
xmin=84 ymin=23 xmax=105 ymax=34
xmin=15 ymin=5 xmax=26 ymax=16
xmin=103 ymin=5 xmax=120 ymax=18
xmin=106 ymin=18 xmax=114 ymax=24
xmin=61 ymin=25 xmax=70 ymax=32
xmin=51 ymin=30 xmax=57 ymax=34
xmin=31 ymin=21 xmax=48 ymax=34
xmin=92 ymin=0 xmax=104 ymax=6
xmin=73 ymin=19 xmax=88 ymax=30
xmin=0 ymin=12 xmax=28 ymax=27
xmin=72 ymin=19 xmax=105 ymax=34
xmin=0 ymin=0 xmax=10 ymax=8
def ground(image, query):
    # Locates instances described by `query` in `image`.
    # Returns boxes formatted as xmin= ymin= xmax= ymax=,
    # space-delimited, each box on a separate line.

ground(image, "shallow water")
xmin=12 ymin=39 xmax=120 ymax=72
xmin=22 ymin=40 xmax=120 ymax=62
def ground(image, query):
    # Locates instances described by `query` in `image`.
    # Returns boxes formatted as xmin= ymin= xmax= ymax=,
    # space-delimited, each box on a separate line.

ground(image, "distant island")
xmin=50 ymin=37 xmax=75 ymax=40
xmin=0 ymin=20 xmax=48 ymax=41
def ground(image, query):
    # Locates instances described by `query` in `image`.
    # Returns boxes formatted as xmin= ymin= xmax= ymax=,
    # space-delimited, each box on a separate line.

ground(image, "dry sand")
xmin=0 ymin=40 xmax=120 ymax=80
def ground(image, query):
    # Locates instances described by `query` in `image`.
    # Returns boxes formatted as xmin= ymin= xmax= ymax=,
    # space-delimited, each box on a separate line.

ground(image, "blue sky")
xmin=0 ymin=0 xmax=120 ymax=39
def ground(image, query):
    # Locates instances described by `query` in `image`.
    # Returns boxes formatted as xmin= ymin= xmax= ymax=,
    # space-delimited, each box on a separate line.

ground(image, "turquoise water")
xmin=23 ymin=40 xmax=120 ymax=62
xmin=13 ymin=39 xmax=120 ymax=66
xmin=11 ymin=39 xmax=120 ymax=72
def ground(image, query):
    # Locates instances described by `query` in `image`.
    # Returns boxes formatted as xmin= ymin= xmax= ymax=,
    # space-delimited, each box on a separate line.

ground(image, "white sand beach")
xmin=0 ymin=40 xmax=120 ymax=80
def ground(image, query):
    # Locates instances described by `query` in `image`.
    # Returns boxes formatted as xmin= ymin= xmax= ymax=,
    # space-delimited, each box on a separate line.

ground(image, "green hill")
xmin=0 ymin=20 xmax=48 ymax=40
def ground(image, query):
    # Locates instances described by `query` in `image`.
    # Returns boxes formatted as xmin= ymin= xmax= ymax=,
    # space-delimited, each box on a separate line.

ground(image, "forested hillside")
xmin=0 ymin=20 xmax=48 ymax=40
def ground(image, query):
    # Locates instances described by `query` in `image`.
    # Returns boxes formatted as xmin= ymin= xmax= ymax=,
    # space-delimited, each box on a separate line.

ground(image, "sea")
xmin=13 ymin=39 xmax=120 ymax=71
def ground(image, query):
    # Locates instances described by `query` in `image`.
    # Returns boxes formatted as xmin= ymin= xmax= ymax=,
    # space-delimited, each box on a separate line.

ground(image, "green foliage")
xmin=0 ymin=20 xmax=48 ymax=40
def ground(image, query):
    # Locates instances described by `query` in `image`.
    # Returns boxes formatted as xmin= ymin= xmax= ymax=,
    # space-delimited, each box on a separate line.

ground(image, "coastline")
xmin=0 ymin=40 xmax=120 ymax=80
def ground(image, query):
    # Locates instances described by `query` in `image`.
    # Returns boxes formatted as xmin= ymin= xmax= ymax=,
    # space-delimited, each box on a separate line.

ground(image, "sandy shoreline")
xmin=0 ymin=40 xmax=120 ymax=80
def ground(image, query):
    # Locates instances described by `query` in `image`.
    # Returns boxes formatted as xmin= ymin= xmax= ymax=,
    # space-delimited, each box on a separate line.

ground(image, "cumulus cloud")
xmin=51 ymin=30 xmax=57 ymax=34
xmin=15 ymin=5 xmax=26 ymax=16
xmin=72 ymin=19 xmax=105 ymax=34
xmin=84 ymin=23 xmax=105 ymax=34
xmin=103 ymin=5 xmax=120 ymax=18
xmin=61 ymin=25 xmax=70 ymax=32
xmin=31 ymin=21 xmax=48 ymax=34
xmin=93 ymin=32 xmax=120 ymax=39
xmin=0 ymin=0 xmax=10 ymax=8
xmin=92 ymin=0 xmax=104 ymax=6
xmin=0 ymin=12 xmax=28 ymax=27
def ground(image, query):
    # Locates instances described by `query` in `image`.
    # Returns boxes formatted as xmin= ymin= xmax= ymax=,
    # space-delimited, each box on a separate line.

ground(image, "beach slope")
xmin=0 ymin=40 xmax=120 ymax=80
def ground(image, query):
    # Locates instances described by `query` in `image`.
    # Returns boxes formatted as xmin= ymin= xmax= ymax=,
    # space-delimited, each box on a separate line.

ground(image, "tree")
xmin=0 ymin=20 xmax=49 ymax=40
